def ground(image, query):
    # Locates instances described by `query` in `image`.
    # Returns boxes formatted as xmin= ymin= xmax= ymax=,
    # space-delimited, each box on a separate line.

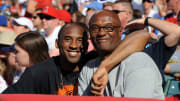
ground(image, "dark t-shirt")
xmin=143 ymin=37 xmax=177 ymax=86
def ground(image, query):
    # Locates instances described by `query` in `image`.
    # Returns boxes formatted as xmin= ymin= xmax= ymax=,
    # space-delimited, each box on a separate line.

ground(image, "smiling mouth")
xmin=96 ymin=38 xmax=108 ymax=42
xmin=67 ymin=51 xmax=80 ymax=57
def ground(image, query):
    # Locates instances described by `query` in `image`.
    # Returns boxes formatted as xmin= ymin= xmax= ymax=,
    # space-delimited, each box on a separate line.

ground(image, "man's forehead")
xmin=92 ymin=11 xmax=120 ymax=25
xmin=62 ymin=25 xmax=84 ymax=36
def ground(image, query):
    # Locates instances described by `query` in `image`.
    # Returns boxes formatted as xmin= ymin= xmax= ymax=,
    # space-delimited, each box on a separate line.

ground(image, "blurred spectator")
xmin=165 ymin=0 xmax=180 ymax=25
xmin=72 ymin=11 xmax=85 ymax=23
xmin=112 ymin=0 xmax=133 ymax=29
xmin=38 ymin=7 xmax=60 ymax=56
xmin=0 ymin=0 xmax=11 ymax=16
xmin=11 ymin=17 xmax=33 ymax=35
xmin=142 ymin=0 xmax=162 ymax=38
xmin=156 ymin=0 xmax=168 ymax=17
xmin=32 ymin=8 xmax=45 ymax=35
xmin=0 ymin=31 xmax=16 ymax=90
xmin=26 ymin=0 xmax=52 ymax=15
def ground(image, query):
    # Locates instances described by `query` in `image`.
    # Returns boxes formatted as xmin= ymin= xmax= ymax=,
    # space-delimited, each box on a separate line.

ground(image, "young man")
xmin=78 ymin=10 xmax=164 ymax=99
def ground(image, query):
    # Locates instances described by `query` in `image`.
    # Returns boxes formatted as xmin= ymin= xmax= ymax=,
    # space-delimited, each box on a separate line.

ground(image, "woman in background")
xmin=13 ymin=31 xmax=50 ymax=83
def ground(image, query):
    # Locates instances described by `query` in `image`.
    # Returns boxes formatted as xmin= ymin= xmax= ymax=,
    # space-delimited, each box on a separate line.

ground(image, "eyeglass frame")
xmin=90 ymin=25 xmax=121 ymax=33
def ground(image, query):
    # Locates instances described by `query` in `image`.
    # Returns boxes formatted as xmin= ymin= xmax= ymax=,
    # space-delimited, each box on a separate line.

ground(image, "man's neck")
xmin=45 ymin=26 xmax=58 ymax=37
xmin=60 ymin=57 xmax=79 ymax=73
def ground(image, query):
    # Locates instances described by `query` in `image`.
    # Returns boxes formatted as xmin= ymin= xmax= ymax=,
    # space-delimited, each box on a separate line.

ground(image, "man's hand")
xmin=125 ymin=18 xmax=146 ymax=31
xmin=91 ymin=67 xmax=108 ymax=96
xmin=174 ymin=73 xmax=180 ymax=81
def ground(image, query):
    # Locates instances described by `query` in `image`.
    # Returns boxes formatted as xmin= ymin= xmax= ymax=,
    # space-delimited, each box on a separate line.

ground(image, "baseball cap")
xmin=84 ymin=1 xmax=103 ymax=11
xmin=39 ymin=6 xmax=59 ymax=19
xmin=12 ymin=17 xmax=34 ymax=31
xmin=0 ymin=15 xmax=7 ymax=26
xmin=0 ymin=31 xmax=16 ymax=46
xmin=57 ymin=10 xmax=71 ymax=23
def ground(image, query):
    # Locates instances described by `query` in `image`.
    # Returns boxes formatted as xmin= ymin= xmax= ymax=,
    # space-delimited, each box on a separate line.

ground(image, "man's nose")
xmin=70 ymin=41 xmax=78 ymax=49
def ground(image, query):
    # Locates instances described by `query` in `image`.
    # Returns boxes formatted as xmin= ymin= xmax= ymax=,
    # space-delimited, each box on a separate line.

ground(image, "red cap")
xmin=41 ymin=6 xmax=59 ymax=18
xmin=57 ymin=10 xmax=71 ymax=23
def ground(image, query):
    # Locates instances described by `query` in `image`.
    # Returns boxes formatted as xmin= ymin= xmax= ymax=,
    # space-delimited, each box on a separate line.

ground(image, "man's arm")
xmin=91 ymin=30 xmax=150 ymax=95
xmin=126 ymin=18 xmax=180 ymax=47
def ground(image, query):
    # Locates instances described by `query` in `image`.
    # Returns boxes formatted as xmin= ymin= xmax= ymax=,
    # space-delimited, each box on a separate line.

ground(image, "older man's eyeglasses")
xmin=90 ymin=25 xmax=121 ymax=33
xmin=112 ymin=10 xmax=126 ymax=14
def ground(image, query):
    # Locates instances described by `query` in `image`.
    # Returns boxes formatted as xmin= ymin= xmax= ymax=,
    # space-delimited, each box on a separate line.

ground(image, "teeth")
xmin=69 ymin=52 xmax=78 ymax=56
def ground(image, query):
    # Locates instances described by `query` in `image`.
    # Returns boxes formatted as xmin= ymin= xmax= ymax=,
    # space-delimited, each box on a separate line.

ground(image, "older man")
xmin=78 ymin=10 xmax=164 ymax=99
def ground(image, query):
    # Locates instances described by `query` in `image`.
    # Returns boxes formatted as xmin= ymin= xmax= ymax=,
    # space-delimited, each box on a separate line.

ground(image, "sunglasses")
xmin=112 ymin=10 xmax=126 ymax=14
xmin=38 ymin=14 xmax=56 ymax=20
xmin=32 ymin=16 xmax=37 ymax=19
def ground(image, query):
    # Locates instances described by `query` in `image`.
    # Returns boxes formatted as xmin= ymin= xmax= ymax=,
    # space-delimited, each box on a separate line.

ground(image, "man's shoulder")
xmin=123 ymin=52 xmax=151 ymax=62
xmin=121 ymin=52 xmax=160 ymax=76
xmin=122 ymin=52 xmax=156 ymax=69
xmin=30 ymin=56 xmax=59 ymax=73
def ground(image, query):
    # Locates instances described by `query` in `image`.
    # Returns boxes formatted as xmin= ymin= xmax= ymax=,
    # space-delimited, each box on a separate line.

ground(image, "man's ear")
xmin=59 ymin=20 xmax=65 ymax=26
xmin=119 ymin=27 xmax=123 ymax=37
xmin=55 ymin=39 xmax=59 ymax=48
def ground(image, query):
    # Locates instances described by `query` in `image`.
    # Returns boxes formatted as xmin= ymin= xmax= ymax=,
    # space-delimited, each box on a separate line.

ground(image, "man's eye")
xmin=64 ymin=38 xmax=71 ymax=41
xmin=78 ymin=38 xmax=83 ymax=42
xmin=92 ymin=26 xmax=99 ymax=29
xmin=104 ymin=26 xmax=113 ymax=31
